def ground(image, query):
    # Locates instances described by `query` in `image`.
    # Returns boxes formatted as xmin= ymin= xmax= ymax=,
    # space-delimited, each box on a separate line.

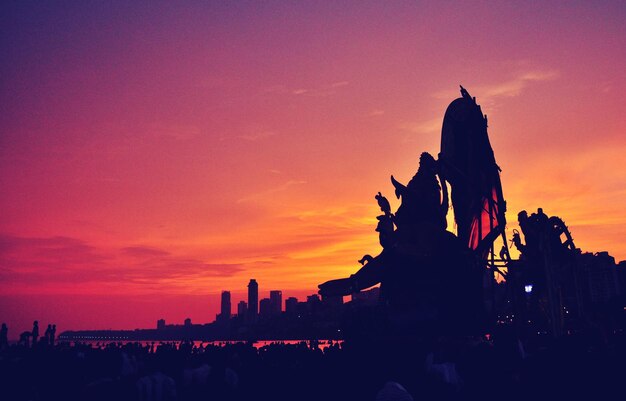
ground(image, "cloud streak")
xmin=0 ymin=235 xmax=244 ymax=294
xmin=236 ymin=180 xmax=307 ymax=204
xmin=398 ymin=118 xmax=441 ymax=135
xmin=478 ymin=70 xmax=559 ymax=98
xmin=433 ymin=69 xmax=559 ymax=100
xmin=239 ymin=131 xmax=277 ymax=142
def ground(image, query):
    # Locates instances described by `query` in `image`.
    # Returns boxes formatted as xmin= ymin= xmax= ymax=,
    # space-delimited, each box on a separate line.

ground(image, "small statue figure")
xmin=391 ymin=152 xmax=448 ymax=233
xmin=376 ymin=214 xmax=395 ymax=248
xmin=375 ymin=192 xmax=391 ymax=215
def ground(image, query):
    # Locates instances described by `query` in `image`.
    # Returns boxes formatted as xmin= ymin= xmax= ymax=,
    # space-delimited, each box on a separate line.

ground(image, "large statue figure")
xmin=391 ymin=152 xmax=448 ymax=234
xmin=439 ymin=86 xmax=506 ymax=255
xmin=319 ymin=152 xmax=479 ymax=338
xmin=512 ymin=208 xmax=581 ymax=338
xmin=318 ymin=87 xmax=509 ymax=341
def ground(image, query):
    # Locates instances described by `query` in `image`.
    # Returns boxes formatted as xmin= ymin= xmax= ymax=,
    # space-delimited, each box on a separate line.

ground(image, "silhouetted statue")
xmin=319 ymin=151 xmax=478 ymax=340
xmin=372 ymin=192 xmax=396 ymax=248
xmin=375 ymin=192 xmax=391 ymax=215
xmin=31 ymin=321 xmax=39 ymax=347
xmin=0 ymin=323 xmax=7 ymax=349
xmin=514 ymin=208 xmax=577 ymax=263
xmin=512 ymin=208 xmax=581 ymax=338
xmin=376 ymin=213 xmax=395 ymax=248
xmin=513 ymin=211 xmax=531 ymax=256
xmin=536 ymin=207 xmax=548 ymax=227
xmin=439 ymin=86 xmax=506 ymax=254
xmin=391 ymin=152 xmax=448 ymax=233
xmin=319 ymin=87 xmax=509 ymax=358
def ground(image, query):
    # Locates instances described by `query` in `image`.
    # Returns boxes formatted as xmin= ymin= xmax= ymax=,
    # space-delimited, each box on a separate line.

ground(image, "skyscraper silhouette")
xmin=221 ymin=291 xmax=231 ymax=320
xmin=237 ymin=300 xmax=247 ymax=317
xmin=248 ymin=279 xmax=258 ymax=323
xmin=270 ymin=290 xmax=282 ymax=315
xmin=285 ymin=297 xmax=298 ymax=314
xmin=259 ymin=298 xmax=271 ymax=318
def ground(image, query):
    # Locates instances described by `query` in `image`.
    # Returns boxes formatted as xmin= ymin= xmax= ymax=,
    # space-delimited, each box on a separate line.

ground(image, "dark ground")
xmin=1 ymin=329 xmax=625 ymax=401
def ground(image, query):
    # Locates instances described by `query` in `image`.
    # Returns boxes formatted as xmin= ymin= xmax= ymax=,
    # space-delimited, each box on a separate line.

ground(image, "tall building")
xmin=307 ymin=294 xmax=321 ymax=313
xmin=285 ymin=297 xmax=298 ymax=314
xmin=220 ymin=291 xmax=231 ymax=320
xmin=307 ymin=294 xmax=321 ymax=304
xmin=157 ymin=319 xmax=165 ymax=330
xmin=248 ymin=279 xmax=259 ymax=322
xmin=270 ymin=290 xmax=282 ymax=315
xmin=237 ymin=300 xmax=248 ymax=317
xmin=580 ymin=251 xmax=620 ymax=304
xmin=184 ymin=318 xmax=192 ymax=327
xmin=259 ymin=298 xmax=271 ymax=318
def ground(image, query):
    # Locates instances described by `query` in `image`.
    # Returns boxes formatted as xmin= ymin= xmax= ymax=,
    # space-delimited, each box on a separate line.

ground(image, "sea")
xmin=59 ymin=339 xmax=342 ymax=350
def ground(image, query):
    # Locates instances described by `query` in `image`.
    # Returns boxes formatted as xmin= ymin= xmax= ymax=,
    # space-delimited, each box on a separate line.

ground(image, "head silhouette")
xmin=518 ymin=210 xmax=528 ymax=222
xmin=419 ymin=152 xmax=436 ymax=171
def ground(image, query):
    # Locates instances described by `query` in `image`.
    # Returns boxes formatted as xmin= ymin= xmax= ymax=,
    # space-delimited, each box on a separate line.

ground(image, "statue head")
xmin=518 ymin=210 xmax=528 ymax=222
xmin=419 ymin=152 xmax=436 ymax=172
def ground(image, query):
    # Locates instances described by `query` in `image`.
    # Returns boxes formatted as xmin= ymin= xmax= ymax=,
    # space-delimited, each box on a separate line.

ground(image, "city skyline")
xmin=151 ymin=279 xmax=341 ymax=330
xmin=2 ymin=2 xmax=625 ymax=335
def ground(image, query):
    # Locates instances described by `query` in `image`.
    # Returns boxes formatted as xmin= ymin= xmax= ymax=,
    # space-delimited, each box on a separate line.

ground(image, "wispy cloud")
xmin=329 ymin=81 xmax=349 ymax=88
xmin=433 ymin=69 xmax=559 ymax=101
xmin=369 ymin=109 xmax=385 ymax=116
xmin=263 ymin=81 xmax=349 ymax=97
xmin=398 ymin=118 xmax=441 ymax=135
xmin=0 ymin=235 xmax=244 ymax=294
xmin=150 ymin=124 xmax=202 ymax=141
xmin=122 ymin=246 xmax=170 ymax=258
xmin=236 ymin=180 xmax=307 ymax=203
xmin=266 ymin=81 xmax=350 ymax=97
xmin=239 ymin=130 xmax=277 ymax=141
xmin=479 ymin=70 xmax=559 ymax=98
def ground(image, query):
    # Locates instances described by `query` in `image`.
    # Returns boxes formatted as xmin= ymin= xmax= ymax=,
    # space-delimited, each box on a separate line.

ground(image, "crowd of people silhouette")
xmin=8 ymin=321 xmax=57 ymax=349
xmin=1 ymin=330 xmax=625 ymax=400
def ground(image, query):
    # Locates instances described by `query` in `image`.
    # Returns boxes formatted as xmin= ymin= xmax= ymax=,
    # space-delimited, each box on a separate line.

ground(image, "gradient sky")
xmin=1 ymin=1 xmax=625 ymax=338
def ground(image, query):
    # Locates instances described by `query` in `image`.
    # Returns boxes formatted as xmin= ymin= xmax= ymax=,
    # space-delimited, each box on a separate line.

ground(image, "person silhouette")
xmin=31 ymin=321 xmax=39 ymax=347
xmin=0 ymin=323 xmax=7 ymax=349
xmin=45 ymin=324 xmax=52 ymax=345
xmin=51 ymin=324 xmax=56 ymax=346
xmin=19 ymin=331 xmax=30 ymax=347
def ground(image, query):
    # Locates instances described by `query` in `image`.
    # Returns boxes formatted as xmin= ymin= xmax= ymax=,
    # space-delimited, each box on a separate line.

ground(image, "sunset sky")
xmin=1 ymin=1 xmax=625 ymax=337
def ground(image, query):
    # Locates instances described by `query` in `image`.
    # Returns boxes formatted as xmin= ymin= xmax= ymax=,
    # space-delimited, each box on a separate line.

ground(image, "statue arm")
xmin=318 ymin=253 xmax=385 ymax=297
xmin=350 ymin=255 xmax=384 ymax=290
